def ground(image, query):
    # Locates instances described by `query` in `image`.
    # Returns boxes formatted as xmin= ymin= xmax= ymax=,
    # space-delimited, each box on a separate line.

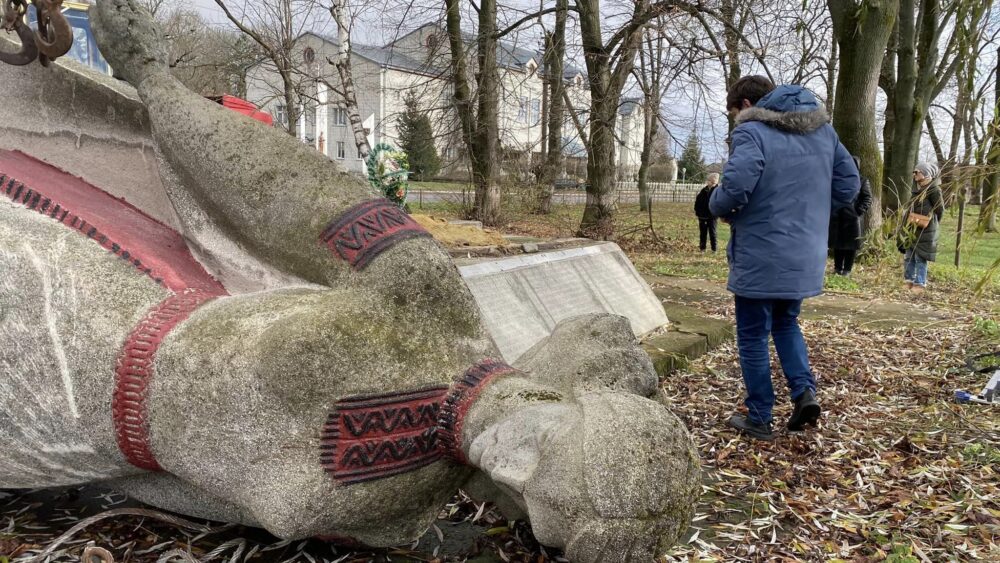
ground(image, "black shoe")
xmin=727 ymin=414 xmax=775 ymax=441
xmin=788 ymin=389 xmax=821 ymax=431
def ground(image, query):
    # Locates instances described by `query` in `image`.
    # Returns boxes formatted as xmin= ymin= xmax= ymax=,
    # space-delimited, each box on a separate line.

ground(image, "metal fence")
xmin=409 ymin=181 xmax=706 ymax=207
xmin=548 ymin=182 xmax=704 ymax=204
xmin=613 ymin=181 xmax=704 ymax=204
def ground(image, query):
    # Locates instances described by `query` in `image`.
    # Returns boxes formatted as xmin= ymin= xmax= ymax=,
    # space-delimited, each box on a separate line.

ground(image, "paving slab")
xmin=642 ymin=302 xmax=734 ymax=377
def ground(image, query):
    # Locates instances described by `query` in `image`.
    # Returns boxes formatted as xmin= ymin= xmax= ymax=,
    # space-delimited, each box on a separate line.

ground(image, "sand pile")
xmin=411 ymin=214 xmax=508 ymax=247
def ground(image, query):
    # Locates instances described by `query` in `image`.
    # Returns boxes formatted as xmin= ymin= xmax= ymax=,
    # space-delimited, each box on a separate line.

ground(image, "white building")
xmin=245 ymin=24 xmax=646 ymax=179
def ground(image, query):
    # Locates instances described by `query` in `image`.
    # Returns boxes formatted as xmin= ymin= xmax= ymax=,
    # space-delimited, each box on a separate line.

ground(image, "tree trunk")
xmin=722 ymin=0 xmax=741 ymax=134
xmin=880 ymin=18 xmax=898 ymax=197
xmin=576 ymin=0 xmax=651 ymax=238
xmin=537 ymin=0 xmax=568 ymax=214
xmin=444 ymin=0 xmax=475 ymax=155
xmin=444 ymin=0 xmax=500 ymax=226
xmin=281 ymin=70 xmax=299 ymax=137
xmin=828 ymin=0 xmax=897 ymax=233
xmin=579 ymin=102 xmax=618 ymax=239
xmin=637 ymin=102 xmax=656 ymax=212
xmin=635 ymin=26 xmax=665 ymax=213
xmin=979 ymin=46 xmax=1000 ymax=232
xmin=472 ymin=0 xmax=501 ymax=225
xmin=329 ymin=2 xmax=371 ymax=161
xmin=826 ymin=40 xmax=838 ymax=115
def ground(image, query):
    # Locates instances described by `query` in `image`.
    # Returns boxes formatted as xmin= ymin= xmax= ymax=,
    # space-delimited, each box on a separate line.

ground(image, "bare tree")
xmin=633 ymin=17 xmax=686 ymax=211
xmin=881 ymin=0 xmax=962 ymax=210
xmin=536 ymin=0 xmax=569 ymax=214
xmin=444 ymin=0 xmax=502 ymax=225
xmin=213 ymin=0 xmax=322 ymax=136
xmin=136 ymin=0 xmax=170 ymax=18
xmin=154 ymin=8 xmax=259 ymax=96
xmin=575 ymin=0 xmax=707 ymax=239
xmin=978 ymin=43 xmax=1000 ymax=232
xmin=326 ymin=0 xmax=372 ymax=159
xmin=828 ymin=0 xmax=899 ymax=236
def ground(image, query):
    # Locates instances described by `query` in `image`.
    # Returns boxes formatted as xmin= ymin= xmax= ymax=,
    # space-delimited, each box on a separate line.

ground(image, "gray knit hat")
xmin=914 ymin=161 xmax=939 ymax=180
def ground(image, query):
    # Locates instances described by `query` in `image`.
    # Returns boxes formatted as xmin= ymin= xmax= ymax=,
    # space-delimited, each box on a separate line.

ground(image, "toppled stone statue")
xmin=0 ymin=1 xmax=700 ymax=560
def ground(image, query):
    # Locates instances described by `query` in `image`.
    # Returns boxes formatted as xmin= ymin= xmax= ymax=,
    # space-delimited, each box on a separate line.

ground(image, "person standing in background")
xmin=828 ymin=155 xmax=874 ymax=276
xmin=694 ymin=173 xmax=720 ymax=252
xmin=901 ymin=162 xmax=944 ymax=295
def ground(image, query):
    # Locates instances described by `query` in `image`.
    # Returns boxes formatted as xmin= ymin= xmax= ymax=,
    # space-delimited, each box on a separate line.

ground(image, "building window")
xmin=333 ymin=108 xmax=348 ymax=126
xmin=519 ymin=98 xmax=540 ymax=124
xmin=445 ymin=147 xmax=456 ymax=159
xmin=337 ymin=142 xmax=346 ymax=159
xmin=425 ymin=34 xmax=439 ymax=49
xmin=274 ymin=104 xmax=288 ymax=126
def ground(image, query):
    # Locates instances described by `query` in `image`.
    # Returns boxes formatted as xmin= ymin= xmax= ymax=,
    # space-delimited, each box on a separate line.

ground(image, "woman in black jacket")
xmin=828 ymin=155 xmax=874 ymax=276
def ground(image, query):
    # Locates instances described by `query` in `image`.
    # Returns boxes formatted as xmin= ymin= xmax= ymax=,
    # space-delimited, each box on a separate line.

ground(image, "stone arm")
xmin=89 ymin=1 xmax=447 ymax=295
xmin=144 ymin=283 xmax=494 ymax=544
xmin=90 ymin=0 xmax=479 ymax=325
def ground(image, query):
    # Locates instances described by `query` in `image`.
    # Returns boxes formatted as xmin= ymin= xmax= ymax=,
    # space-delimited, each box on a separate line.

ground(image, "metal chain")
xmin=0 ymin=0 xmax=72 ymax=66
xmin=2 ymin=0 xmax=28 ymax=30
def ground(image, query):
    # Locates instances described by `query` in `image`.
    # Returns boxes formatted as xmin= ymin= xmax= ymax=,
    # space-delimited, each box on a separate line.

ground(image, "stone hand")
xmin=458 ymin=315 xmax=701 ymax=562
xmin=464 ymin=384 xmax=700 ymax=562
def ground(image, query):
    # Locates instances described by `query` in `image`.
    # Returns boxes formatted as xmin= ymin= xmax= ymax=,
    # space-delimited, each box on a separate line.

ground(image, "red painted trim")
xmin=113 ymin=290 xmax=220 ymax=470
xmin=321 ymin=386 xmax=449 ymax=485
xmin=0 ymin=150 xmax=225 ymax=294
xmin=320 ymin=361 xmax=515 ymax=485
xmin=320 ymin=199 xmax=431 ymax=270
xmin=437 ymin=359 xmax=516 ymax=465
xmin=0 ymin=150 xmax=230 ymax=471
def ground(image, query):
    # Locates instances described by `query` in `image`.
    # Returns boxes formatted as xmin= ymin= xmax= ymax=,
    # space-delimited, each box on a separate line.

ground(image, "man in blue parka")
xmin=710 ymin=76 xmax=860 ymax=441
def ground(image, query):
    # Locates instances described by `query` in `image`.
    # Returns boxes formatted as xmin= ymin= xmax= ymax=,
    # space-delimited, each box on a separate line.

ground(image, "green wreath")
xmin=366 ymin=143 xmax=410 ymax=207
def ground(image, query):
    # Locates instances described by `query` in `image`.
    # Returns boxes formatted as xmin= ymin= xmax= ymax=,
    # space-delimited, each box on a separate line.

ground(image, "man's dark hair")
xmin=726 ymin=75 xmax=776 ymax=110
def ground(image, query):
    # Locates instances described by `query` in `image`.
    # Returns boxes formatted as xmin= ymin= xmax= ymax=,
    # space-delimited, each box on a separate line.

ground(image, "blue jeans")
xmin=904 ymin=250 xmax=928 ymax=286
xmin=734 ymin=296 xmax=816 ymax=425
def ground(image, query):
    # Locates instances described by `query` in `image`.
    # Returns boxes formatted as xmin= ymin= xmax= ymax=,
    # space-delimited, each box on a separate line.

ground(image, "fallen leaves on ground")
xmin=662 ymin=316 xmax=1000 ymax=562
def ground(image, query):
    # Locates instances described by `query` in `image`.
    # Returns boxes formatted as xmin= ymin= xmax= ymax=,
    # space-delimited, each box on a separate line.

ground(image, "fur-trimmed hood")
xmin=736 ymin=85 xmax=829 ymax=134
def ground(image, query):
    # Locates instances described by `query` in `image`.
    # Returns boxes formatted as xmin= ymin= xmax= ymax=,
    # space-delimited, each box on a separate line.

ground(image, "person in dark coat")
xmin=901 ymin=161 xmax=944 ymax=294
xmin=828 ymin=155 xmax=874 ymax=276
xmin=710 ymin=77 xmax=860 ymax=442
xmin=694 ymin=173 xmax=720 ymax=252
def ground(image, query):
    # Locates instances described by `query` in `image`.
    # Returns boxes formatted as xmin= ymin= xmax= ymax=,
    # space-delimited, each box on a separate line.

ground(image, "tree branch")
xmin=212 ymin=0 xmax=281 ymax=65
xmin=496 ymin=6 xmax=573 ymax=38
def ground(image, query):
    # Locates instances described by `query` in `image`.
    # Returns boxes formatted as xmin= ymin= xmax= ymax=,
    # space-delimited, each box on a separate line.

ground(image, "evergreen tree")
xmin=397 ymin=92 xmax=441 ymax=181
xmin=677 ymin=131 xmax=706 ymax=183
